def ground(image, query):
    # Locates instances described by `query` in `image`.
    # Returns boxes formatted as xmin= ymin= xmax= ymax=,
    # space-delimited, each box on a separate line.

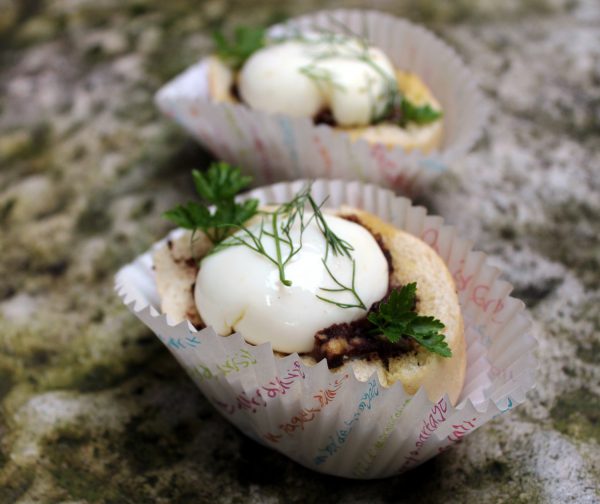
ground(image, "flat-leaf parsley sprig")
xmin=367 ymin=283 xmax=452 ymax=358
xmin=213 ymin=26 xmax=266 ymax=70
xmin=163 ymin=161 xmax=259 ymax=245
xmin=398 ymin=99 xmax=442 ymax=127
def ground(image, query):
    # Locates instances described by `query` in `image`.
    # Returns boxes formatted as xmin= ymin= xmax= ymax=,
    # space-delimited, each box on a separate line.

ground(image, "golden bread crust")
xmin=207 ymin=58 xmax=443 ymax=153
xmin=153 ymin=233 xmax=212 ymax=328
xmin=154 ymin=207 xmax=465 ymax=404
xmin=334 ymin=207 xmax=465 ymax=405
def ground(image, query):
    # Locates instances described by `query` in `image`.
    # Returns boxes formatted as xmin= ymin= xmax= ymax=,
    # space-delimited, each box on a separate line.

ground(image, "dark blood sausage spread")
xmin=312 ymin=292 xmax=417 ymax=369
xmin=314 ymin=108 xmax=336 ymax=126
xmin=312 ymin=214 xmax=417 ymax=369
xmin=340 ymin=214 xmax=394 ymax=285
xmin=230 ymin=82 xmax=241 ymax=102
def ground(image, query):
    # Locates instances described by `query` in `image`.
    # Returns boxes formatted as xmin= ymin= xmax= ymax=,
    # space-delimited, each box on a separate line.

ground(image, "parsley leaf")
xmin=213 ymin=26 xmax=266 ymax=70
xmin=163 ymin=202 xmax=211 ymax=230
xmin=367 ymin=283 xmax=452 ymax=358
xmin=193 ymin=161 xmax=253 ymax=202
xmin=399 ymin=98 xmax=443 ymax=126
xmin=163 ymin=162 xmax=258 ymax=244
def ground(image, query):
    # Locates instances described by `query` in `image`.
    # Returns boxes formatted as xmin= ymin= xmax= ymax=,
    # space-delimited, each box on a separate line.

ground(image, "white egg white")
xmin=194 ymin=212 xmax=389 ymax=353
xmin=238 ymin=37 xmax=396 ymax=127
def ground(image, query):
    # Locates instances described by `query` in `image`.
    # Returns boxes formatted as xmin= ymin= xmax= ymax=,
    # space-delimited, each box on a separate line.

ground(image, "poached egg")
xmin=194 ymin=211 xmax=389 ymax=353
xmin=238 ymin=36 xmax=397 ymax=127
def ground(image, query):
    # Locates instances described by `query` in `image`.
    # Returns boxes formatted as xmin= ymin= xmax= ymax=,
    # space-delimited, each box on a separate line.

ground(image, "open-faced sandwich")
xmin=155 ymin=163 xmax=465 ymax=404
xmin=207 ymin=26 xmax=443 ymax=153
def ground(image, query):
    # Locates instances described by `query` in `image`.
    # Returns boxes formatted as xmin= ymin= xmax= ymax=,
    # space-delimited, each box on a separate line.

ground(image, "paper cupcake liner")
xmin=154 ymin=9 xmax=487 ymax=194
xmin=115 ymin=179 xmax=536 ymax=479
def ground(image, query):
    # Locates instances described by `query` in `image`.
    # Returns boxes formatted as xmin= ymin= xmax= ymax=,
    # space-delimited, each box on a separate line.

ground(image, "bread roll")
xmin=154 ymin=207 xmax=465 ymax=404
xmin=206 ymin=56 xmax=443 ymax=154
xmin=334 ymin=208 xmax=464 ymax=405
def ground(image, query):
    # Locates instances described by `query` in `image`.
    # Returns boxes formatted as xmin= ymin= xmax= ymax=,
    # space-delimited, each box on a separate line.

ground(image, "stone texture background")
xmin=0 ymin=0 xmax=599 ymax=502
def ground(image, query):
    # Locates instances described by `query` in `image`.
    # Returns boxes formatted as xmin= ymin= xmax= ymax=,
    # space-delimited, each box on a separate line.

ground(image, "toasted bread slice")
xmin=153 ymin=232 xmax=212 ymax=328
xmin=334 ymin=207 xmax=464 ymax=405
xmin=154 ymin=208 xmax=465 ymax=404
xmin=207 ymin=57 xmax=443 ymax=153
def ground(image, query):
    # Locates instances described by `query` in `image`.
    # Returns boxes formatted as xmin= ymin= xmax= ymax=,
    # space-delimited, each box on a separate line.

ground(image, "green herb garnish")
xmin=367 ymin=283 xmax=452 ymax=357
xmin=211 ymin=208 xmax=301 ymax=287
xmin=399 ymin=99 xmax=443 ymax=126
xmin=274 ymin=27 xmax=442 ymax=127
xmin=164 ymin=166 xmax=449 ymax=357
xmin=317 ymin=258 xmax=366 ymax=310
xmin=213 ymin=26 xmax=266 ymax=70
xmin=276 ymin=184 xmax=354 ymax=261
xmin=212 ymin=22 xmax=442 ymax=127
xmin=307 ymin=197 xmax=353 ymax=260
xmin=212 ymin=183 xmax=358 ymax=297
xmin=299 ymin=64 xmax=346 ymax=92
xmin=163 ymin=162 xmax=259 ymax=244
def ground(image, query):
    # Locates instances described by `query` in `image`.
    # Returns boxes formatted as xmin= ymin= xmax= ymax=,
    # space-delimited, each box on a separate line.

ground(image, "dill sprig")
xmin=306 ymin=195 xmax=353 ymax=260
xmin=274 ymin=22 xmax=442 ymax=126
xmin=317 ymin=258 xmax=367 ymax=310
xmin=299 ymin=64 xmax=346 ymax=92
xmin=276 ymin=25 xmax=397 ymax=123
xmin=210 ymin=211 xmax=302 ymax=287
xmin=278 ymin=183 xmax=354 ymax=260
xmin=213 ymin=182 xmax=364 ymax=309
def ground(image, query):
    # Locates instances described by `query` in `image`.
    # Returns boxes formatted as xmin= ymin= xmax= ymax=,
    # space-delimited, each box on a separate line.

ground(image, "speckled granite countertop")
xmin=0 ymin=0 xmax=599 ymax=502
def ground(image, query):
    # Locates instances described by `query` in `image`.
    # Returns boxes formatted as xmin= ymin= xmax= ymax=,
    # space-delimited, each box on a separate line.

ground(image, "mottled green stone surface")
xmin=1 ymin=0 xmax=599 ymax=502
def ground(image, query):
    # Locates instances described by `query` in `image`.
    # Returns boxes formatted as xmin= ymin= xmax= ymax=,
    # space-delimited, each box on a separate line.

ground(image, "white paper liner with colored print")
xmin=115 ymin=180 xmax=536 ymax=479
xmin=154 ymin=9 xmax=487 ymax=194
